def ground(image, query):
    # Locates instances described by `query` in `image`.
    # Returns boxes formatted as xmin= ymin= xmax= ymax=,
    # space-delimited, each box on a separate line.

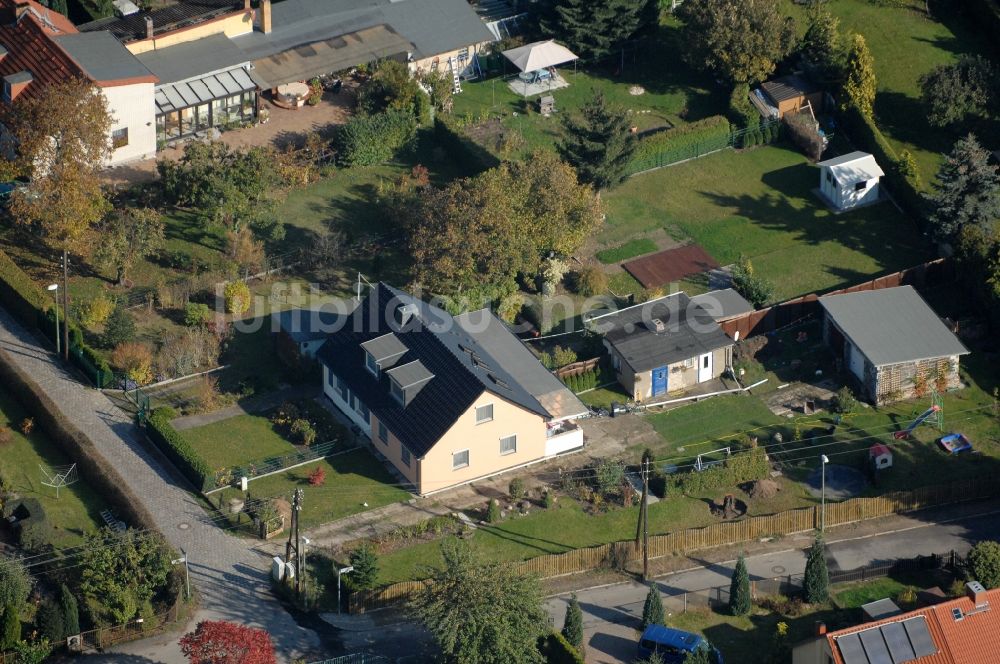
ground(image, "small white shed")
xmin=817 ymin=151 xmax=884 ymax=211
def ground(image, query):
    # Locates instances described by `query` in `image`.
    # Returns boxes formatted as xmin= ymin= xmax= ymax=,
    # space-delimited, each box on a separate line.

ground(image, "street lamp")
xmin=336 ymin=565 xmax=354 ymax=614
xmin=821 ymin=454 xmax=830 ymax=533
xmin=46 ymin=284 xmax=59 ymax=354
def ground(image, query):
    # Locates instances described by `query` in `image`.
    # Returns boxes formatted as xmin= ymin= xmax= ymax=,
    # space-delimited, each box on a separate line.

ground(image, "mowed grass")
xmin=218 ymin=450 xmax=410 ymax=528
xmin=0 ymin=389 xmax=108 ymax=547
xmin=784 ymin=0 xmax=996 ymax=185
xmin=596 ymin=238 xmax=658 ymax=264
xmin=602 ymin=145 xmax=933 ymax=301
xmin=182 ymin=414 xmax=298 ymax=470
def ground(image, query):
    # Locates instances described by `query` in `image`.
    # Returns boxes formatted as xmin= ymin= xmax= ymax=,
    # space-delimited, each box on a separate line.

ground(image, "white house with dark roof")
xmin=315 ymin=283 xmax=587 ymax=496
xmin=820 ymin=286 xmax=968 ymax=404
xmin=588 ymin=292 xmax=735 ymax=402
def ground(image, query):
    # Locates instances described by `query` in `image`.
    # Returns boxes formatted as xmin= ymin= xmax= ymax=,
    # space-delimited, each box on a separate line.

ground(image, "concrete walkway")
xmin=0 ymin=306 xmax=322 ymax=663
xmin=171 ymin=383 xmax=319 ymax=431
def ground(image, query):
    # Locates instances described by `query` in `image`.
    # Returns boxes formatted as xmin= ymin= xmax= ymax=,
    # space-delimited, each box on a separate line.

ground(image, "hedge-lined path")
xmin=0 ymin=306 xmax=324 ymax=663
xmin=171 ymin=383 xmax=319 ymax=431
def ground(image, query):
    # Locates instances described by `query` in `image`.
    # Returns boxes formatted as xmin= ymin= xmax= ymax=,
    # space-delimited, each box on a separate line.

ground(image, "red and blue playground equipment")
xmin=893 ymin=403 xmax=942 ymax=440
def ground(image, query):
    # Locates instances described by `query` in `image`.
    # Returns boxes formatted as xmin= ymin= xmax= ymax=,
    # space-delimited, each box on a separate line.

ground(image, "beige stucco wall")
xmin=103 ymin=82 xmax=157 ymax=165
xmin=125 ymin=11 xmax=254 ymax=54
xmin=410 ymin=42 xmax=491 ymax=77
xmin=416 ymin=392 xmax=547 ymax=495
xmin=369 ymin=413 xmax=418 ymax=486
xmin=616 ymin=346 xmax=731 ymax=402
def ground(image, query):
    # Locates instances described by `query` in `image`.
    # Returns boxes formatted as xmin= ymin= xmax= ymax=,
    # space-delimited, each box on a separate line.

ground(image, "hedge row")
xmin=839 ymin=105 xmax=926 ymax=230
xmin=562 ymin=370 xmax=598 ymax=393
xmin=670 ymin=446 xmax=770 ymax=495
xmin=0 ymin=247 xmax=112 ymax=386
xmin=335 ymin=110 xmax=416 ymax=167
xmin=434 ymin=115 xmax=500 ymax=174
xmin=0 ymin=347 xmax=158 ymax=532
xmin=538 ymin=632 xmax=585 ymax=664
xmin=633 ymin=115 xmax=732 ymax=162
xmin=147 ymin=407 xmax=214 ymax=492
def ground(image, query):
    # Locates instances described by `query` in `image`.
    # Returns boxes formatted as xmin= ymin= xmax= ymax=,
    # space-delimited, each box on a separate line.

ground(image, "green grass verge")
xmin=603 ymin=145 xmax=933 ymax=301
xmin=596 ymin=238 xmax=658 ymax=264
xmin=0 ymin=388 xmax=108 ymax=547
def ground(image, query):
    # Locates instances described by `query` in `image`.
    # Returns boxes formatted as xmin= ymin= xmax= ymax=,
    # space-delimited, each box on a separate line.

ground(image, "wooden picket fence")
xmin=349 ymin=475 xmax=998 ymax=613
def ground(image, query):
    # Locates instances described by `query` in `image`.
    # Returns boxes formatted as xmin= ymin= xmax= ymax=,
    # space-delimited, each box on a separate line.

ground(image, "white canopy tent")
xmin=502 ymin=39 xmax=579 ymax=73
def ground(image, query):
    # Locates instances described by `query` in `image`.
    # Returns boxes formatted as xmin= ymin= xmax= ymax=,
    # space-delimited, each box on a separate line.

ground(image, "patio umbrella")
xmin=502 ymin=39 xmax=578 ymax=73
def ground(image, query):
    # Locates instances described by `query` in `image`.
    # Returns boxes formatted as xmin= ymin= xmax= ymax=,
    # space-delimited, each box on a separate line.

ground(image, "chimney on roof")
xmin=3 ymin=71 xmax=33 ymax=102
xmin=260 ymin=0 xmax=272 ymax=34
xmin=967 ymin=581 xmax=989 ymax=609
xmin=815 ymin=622 xmax=827 ymax=637
xmin=144 ymin=15 xmax=154 ymax=39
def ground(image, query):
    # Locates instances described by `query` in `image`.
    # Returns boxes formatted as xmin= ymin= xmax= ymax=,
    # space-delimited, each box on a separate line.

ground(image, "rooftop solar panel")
xmin=836 ymin=633 xmax=869 ymax=664
xmin=902 ymin=617 xmax=936 ymax=658
xmin=880 ymin=621 xmax=916 ymax=663
xmin=859 ymin=628 xmax=893 ymax=664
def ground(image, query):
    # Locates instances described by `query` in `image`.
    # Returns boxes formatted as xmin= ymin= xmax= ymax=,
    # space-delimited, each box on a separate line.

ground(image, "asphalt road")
xmin=544 ymin=508 xmax=1000 ymax=664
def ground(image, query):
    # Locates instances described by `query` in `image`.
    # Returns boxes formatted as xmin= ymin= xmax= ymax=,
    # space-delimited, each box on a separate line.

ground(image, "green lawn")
xmin=0 ymin=389 xmax=108 ymax=547
xmin=834 ymin=577 xmax=913 ymax=609
xmin=218 ymin=450 xmax=410 ymax=528
xmin=182 ymin=413 xmax=299 ymax=470
xmin=452 ymin=19 xmax=728 ymax=156
xmin=785 ymin=0 xmax=997 ymax=185
xmin=602 ymin=145 xmax=933 ymax=301
xmin=596 ymin=238 xmax=658 ymax=264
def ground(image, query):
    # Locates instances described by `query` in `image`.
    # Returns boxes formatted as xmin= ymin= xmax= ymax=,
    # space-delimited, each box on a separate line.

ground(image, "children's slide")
xmin=893 ymin=405 xmax=941 ymax=440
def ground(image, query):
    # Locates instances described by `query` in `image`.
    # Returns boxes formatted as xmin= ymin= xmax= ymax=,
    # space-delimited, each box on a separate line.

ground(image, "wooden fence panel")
xmin=350 ymin=473 xmax=999 ymax=613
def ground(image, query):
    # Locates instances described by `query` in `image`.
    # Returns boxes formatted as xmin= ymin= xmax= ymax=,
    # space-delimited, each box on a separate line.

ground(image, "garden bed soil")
xmin=623 ymin=244 xmax=720 ymax=289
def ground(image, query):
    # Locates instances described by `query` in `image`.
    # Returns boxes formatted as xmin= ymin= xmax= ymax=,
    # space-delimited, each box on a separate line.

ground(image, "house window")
xmin=391 ymin=380 xmax=405 ymax=406
xmin=365 ymin=352 xmax=379 ymax=377
xmin=452 ymin=449 xmax=469 ymax=470
xmin=854 ymin=181 xmax=868 ymax=191
xmin=111 ymin=127 xmax=129 ymax=149
xmin=378 ymin=421 xmax=388 ymax=444
xmin=401 ymin=445 xmax=411 ymax=467
xmin=703 ymin=355 xmax=710 ymax=369
xmin=475 ymin=404 xmax=493 ymax=424
xmin=2 ymin=80 xmax=10 ymax=103
xmin=327 ymin=368 xmax=335 ymax=388
xmin=336 ymin=375 xmax=348 ymax=401
xmin=500 ymin=435 xmax=517 ymax=455
xmin=358 ymin=401 xmax=370 ymax=424
xmin=825 ymin=170 xmax=832 ymax=183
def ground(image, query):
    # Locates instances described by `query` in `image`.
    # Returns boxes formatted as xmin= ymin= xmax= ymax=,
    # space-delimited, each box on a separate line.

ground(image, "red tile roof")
xmin=0 ymin=2 xmax=84 ymax=103
xmin=827 ymin=587 xmax=1000 ymax=664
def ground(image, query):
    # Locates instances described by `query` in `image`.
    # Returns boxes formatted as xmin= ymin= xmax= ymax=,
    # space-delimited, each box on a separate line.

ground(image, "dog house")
xmin=869 ymin=443 xmax=893 ymax=470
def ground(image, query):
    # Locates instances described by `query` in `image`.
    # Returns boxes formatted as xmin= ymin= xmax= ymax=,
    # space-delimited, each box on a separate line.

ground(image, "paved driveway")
xmin=0 ymin=306 xmax=322 ymax=663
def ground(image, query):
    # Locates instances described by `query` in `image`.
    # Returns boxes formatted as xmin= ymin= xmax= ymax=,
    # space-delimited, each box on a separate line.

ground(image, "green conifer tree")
xmin=641 ymin=584 xmax=665 ymax=630
xmin=561 ymin=593 xmax=584 ymax=650
xmin=804 ymin=537 xmax=830 ymax=604
xmin=558 ymin=90 xmax=638 ymax=190
xmin=0 ymin=605 xmax=20 ymax=650
xmin=60 ymin=584 xmax=80 ymax=637
xmin=729 ymin=554 xmax=751 ymax=616
xmin=842 ymin=34 xmax=876 ymax=118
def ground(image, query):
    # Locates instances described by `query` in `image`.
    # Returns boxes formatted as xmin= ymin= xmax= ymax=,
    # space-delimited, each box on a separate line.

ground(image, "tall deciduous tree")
xmin=6 ymin=78 xmax=112 ymax=359
xmin=842 ymin=34 xmax=876 ymax=118
xmin=801 ymin=5 xmax=842 ymax=81
xmin=729 ymin=554 xmax=751 ymax=616
xmin=94 ymin=208 xmax=165 ymax=286
xmin=539 ymin=0 xmax=657 ymax=61
xmin=641 ymin=584 xmax=665 ymax=629
xmin=920 ymin=56 xmax=997 ymax=128
xmin=676 ymin=0 xmax=796 ymax=84
xmin=926 ymin=133 xmax=1000 ymax=242
xmin=967 ymin=540 xmax=1000 ymax=589
xmin=804 ymin=537 xmax=829 ymax=604
xmin=558 ymin=90 xmax=637 ymax=190
xmin=179 ymin=621 xmax=276 ymax=664
xmin=407 ymin=152 xmax=602 ymax=304
xmin=561 ymin=593 xmax=583 ymax=651
xmin=410 ymin=538 xmax=547 ymax=664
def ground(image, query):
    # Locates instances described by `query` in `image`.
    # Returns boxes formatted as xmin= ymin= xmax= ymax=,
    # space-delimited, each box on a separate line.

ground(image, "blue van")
xmin=636 ymin=625 xmax=723 ymax=664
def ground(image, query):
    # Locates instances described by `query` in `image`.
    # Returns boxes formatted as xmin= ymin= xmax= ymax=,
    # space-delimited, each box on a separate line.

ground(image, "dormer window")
xmin=361 ymin=333 xmax=408 ymax=376
xmin=390 ymin=379 xmax=404 ymax=405
xmin=365 ymin=351 xmax=379 ymax=377
xmin=386 ymin=360 xmax=434 ymax=408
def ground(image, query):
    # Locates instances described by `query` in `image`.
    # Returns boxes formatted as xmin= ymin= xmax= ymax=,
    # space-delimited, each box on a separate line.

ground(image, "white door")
xmin=698 ymin=352 xmax=713 ymax=383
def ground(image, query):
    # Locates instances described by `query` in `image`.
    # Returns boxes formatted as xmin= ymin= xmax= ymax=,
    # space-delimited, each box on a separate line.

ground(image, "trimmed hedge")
xmin=433 ymin=115 xmax=500 ymax=174
xmin=0 ymin=347 xmax=158 ymax=532
xmin=670 ymin=446 xmax=770 ymax=495
xmin=538 ymin=632 xmax=585 ymax=664
xmin=335 ymin=110 xmax=416 ymax=167
xmin=147 ymin=407 xmax=214 ymax=492
xmin=633 ymin=115 xmax=732 ymax=163
xmin=839 ymin=105 xmax=925 ymax=230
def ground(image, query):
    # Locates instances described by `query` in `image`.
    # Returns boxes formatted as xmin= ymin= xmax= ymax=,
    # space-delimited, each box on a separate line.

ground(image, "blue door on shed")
xmin=652 ymin=366 xmax=668 ymax=397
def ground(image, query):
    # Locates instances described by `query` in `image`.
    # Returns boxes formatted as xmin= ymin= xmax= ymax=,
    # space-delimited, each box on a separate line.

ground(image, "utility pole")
xmin=61 ymin=250 xmax=70 ymax=361
xmin=293 ymin=488 xmax=303 ymax=598
xmin=642 ymin=457 xmax=650 ymax=582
